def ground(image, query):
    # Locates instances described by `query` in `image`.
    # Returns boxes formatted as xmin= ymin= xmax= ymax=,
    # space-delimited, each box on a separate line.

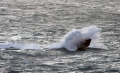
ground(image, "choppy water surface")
xmin=0 ymin=0 xmax=120 ymax=73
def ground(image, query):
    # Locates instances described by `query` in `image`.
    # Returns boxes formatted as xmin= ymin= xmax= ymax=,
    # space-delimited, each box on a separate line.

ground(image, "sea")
xmin=0 ymin=0 xmax=120 ymax=73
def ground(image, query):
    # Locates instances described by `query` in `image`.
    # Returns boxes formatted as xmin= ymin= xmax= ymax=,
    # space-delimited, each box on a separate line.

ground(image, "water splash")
xmin=48 ymin=25 xmax=108 ymax=51
xmin=0 ymin=25 xmax=108 ymax=51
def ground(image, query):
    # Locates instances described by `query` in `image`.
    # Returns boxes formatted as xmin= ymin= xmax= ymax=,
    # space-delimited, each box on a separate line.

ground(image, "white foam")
xmin=48 ymin=25 xmax=108 ymax=51
xmin=0 ymin=42 xmax=41 ymax=50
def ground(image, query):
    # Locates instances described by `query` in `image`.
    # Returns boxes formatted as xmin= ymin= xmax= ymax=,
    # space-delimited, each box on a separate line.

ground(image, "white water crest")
xmin=48 ymin=25 xmax=108 ymax=51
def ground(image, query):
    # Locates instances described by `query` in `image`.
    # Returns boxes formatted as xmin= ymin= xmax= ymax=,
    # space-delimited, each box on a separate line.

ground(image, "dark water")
xmin=0 ymin=0 xmax=120 ymax=73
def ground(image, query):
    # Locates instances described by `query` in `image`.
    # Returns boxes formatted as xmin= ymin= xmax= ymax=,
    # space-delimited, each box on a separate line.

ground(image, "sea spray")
xmin=48 ymin=25 xmax=108 ymax=51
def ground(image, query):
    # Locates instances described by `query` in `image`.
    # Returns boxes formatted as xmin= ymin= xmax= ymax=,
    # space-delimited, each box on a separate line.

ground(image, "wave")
xmin=48 ymin=25 xmax=108 ymax=51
